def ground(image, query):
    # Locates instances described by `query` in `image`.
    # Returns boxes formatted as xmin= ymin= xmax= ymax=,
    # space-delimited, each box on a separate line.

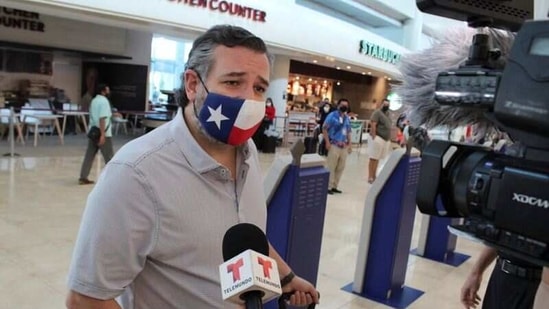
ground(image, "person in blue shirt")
xmin=322 ymin=98 xmax=352 ymax=194
xmin=78 ymin=83 xmax=114 ymax=185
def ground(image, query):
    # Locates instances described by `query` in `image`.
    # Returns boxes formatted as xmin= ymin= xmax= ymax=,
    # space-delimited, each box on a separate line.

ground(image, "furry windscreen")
xmin=394 ymin=28 xmax=515 ymax=131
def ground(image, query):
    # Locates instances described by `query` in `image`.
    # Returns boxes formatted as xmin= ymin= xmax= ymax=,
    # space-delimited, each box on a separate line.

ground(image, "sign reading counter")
xmin=359 ymin=40 xmax=400 ymax=64
xmin=168 ymin=0 xmax=266 ymax=22
xmin=0 ymin=7 xmax=45 ymax=32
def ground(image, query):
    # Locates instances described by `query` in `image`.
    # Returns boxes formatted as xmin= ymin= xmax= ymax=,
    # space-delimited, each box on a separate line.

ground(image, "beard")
xmin=191 ymin=88 xmax=227 ymax=146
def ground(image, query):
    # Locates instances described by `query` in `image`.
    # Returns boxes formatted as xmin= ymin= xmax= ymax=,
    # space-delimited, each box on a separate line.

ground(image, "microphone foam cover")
xmin=222 ymin=223 xmax=269 ymax=261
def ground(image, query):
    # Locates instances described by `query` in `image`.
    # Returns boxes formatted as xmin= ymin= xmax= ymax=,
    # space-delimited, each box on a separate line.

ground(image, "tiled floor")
xmin=0 ymin=133 xmax=491 ymax=309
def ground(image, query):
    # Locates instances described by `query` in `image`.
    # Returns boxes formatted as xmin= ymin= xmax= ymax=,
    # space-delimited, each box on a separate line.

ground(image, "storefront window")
xmin=149 ymin=35 xmax=193 ymax=103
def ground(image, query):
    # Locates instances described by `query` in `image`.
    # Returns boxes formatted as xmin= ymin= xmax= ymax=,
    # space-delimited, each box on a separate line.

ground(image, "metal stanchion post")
xmin=3 ymin=107 xmax=21 ymax=157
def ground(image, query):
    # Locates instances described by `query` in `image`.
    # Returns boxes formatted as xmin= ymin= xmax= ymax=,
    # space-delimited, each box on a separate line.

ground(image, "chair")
xmin=0 ymin=108 xmax=25 ymax=145
xmin=112 ymin=117 xmax=129 ymax=135
xmin=20 ymin=109 xmax=55 ymax=147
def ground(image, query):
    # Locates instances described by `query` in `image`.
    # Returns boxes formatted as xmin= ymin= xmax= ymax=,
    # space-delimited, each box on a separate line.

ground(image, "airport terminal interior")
xmin=0 ymin=136 xmax=488 ymax=309
xmin=0 ymin=0 xmax=548 ymax=308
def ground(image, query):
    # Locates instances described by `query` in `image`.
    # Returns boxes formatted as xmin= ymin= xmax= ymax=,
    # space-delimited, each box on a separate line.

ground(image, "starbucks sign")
xmin=359 ymin=40 xmax=401 ymax=64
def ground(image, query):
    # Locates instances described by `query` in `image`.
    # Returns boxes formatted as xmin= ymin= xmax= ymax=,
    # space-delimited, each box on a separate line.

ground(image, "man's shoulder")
xmin=112 ymin=125 xmax=177 ymax=169
xmin=325 ymin=111 xmax=337 ymax=121
xmin=90 ymin=96 xmax=108 ymax=106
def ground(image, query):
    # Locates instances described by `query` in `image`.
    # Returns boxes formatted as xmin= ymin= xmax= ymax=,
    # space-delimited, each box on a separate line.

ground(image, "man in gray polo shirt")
xmin=66 ymin=25 xmax=319 ymax=309
xmin=367 ymin=98 xmax=392 ymax=183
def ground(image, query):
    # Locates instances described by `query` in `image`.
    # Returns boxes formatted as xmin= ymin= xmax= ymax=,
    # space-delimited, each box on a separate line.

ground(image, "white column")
xmin=535 ymin=0 xmax=549 ymax=20
xmin=266 ymin=55 xmax=290 ymax=132
xmin=402 ymin=9 xmax=423 ymax=52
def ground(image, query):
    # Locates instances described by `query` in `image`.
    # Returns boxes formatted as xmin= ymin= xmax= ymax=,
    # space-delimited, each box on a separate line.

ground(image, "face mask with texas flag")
xmin=191 ymin=70 xmax=266 ymax=146
xmin=196 ymin=92 xmax=265 ymax=146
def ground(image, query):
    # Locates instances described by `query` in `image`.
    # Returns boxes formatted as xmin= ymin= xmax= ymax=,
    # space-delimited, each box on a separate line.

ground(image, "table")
xmin=21 ymin=114 xmax=64 ymax=147
xmin=58 ymin=111 xmax=89 ymax=136
xmin=10 ymin=113 xmax=25 ymax=145
xmin=120 ymin=111 xmax=171 ymax=134
xmin=141 ymin=113 xmax=174 ymax=131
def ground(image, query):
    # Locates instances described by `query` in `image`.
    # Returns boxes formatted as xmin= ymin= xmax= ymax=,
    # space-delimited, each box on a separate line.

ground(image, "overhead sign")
xmin=0 ymin=7 xmax=45 ymax=32
xmin=169 ymin=0 xmax=267 ymax=22
xmin=359 ymin=40 xmax=400 ymax=64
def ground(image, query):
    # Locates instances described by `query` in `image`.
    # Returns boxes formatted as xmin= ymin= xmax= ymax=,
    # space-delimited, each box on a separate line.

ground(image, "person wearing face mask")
xmin=317 ymin=101 xmax=334 ymax=156
xmin=77 ymin=83 xmax=114 ymax=185
xmin=322 ymin=98 xmax=352 ymax=195
xmin=367 ymin=98 xmax=392 ymax=184
xmin=265 ymin=97 xmax=276 ymax=122
xmin=252 ymin=97 xmax=276 ymax=150
xmin=65 ymin=25 xmax=319 ymax=309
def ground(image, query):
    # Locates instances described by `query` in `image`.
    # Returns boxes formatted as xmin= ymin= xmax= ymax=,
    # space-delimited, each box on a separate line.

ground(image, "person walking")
xmin=78 ymin=84 xmax=114 ymax=185
xmin=322 ymin=98 xmax=352 ymax=194
xmin=367 ymin=99 xmax=392 ymax=183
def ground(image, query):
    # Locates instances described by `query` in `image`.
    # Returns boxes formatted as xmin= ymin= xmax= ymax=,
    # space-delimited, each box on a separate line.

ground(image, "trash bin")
xmin=263 ymin=136 xmax=277 ymax=153
xmin=304 ymin=137 xmax=317 ymax=154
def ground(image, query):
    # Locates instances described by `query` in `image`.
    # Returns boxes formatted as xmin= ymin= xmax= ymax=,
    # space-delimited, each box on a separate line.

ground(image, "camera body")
xmin=418 ymin=140 xmax=549 ymax=265
xmin=415 ymin=1 xmax=549 ymax=266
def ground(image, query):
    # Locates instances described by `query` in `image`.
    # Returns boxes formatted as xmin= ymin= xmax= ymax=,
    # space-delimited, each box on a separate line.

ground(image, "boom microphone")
xmin=220 ymin=223 xmax=282 ymax=308
xmin=394 ymin=27 xmax=515 ymax=132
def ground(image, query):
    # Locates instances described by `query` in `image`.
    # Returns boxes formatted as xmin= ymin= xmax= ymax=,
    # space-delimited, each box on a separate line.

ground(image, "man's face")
xmin=189 ymin=45 xmax=270 ymax=109
xmin=339 ymin=100 xmax=349 ymax=109
xmin=184 ymin=45 xmax=270 ymax=143
xmin=382 ymin=100 xmax=390 ymax=109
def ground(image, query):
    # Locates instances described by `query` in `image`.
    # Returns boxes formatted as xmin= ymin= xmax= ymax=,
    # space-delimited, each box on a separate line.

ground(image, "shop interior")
xmin=281 ymin=59 xmax=402 ymax=146
xmin=285 ymin=60 xmax=396 ymax=119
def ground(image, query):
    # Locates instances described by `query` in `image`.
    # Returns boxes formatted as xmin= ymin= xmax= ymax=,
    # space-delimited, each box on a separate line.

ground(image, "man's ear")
xmin=184 ymin=69 xmax=199 ymax=103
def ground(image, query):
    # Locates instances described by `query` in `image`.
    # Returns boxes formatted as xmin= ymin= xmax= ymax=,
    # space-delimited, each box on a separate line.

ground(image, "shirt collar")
xmin=169 ymin=108 xmax=252 ymax=174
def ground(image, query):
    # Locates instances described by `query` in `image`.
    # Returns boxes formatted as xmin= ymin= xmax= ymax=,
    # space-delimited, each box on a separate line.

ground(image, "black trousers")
xmin=79 ymin=137 xmax=114 ymax=180
xmin=482 ymin=264 xmax=540 ymax=309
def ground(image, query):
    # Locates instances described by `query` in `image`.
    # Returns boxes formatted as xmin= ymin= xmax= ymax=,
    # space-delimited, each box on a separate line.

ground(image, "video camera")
xmin=415 ymin=0 xmax=549 ymax=266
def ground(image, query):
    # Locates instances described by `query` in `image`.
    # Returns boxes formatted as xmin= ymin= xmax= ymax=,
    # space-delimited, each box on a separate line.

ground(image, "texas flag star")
xmin=206 ymin=105 xmax=229 ymax=129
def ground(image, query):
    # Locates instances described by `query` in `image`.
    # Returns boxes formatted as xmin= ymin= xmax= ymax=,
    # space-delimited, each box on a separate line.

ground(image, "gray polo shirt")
xmin=370 ymin=109 xmax=392 ymax=141
xmin=67 ymin=109 xmax=267 ymax=309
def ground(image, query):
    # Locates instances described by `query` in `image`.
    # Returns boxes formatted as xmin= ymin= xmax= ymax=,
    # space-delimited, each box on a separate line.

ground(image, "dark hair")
xmin=95 ymin=83 xmax=108 ymax=96
xmin=337 ymin=98 xmax=349 ymax=105
xmin=382 ymin=98 xmax=390 ymax=103
xmin=265 ymin=97 xmax=273 ymax=104
xmin=178 ymin=25 xmax=272 ymax=107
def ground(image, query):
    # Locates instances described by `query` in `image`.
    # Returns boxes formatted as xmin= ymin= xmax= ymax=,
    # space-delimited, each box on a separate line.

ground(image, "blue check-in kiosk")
xmin=411 ymin=214 xmax=470 ymax=266
xmin=343 ymin=148 xmax=424 ymax=309
xmin=264 ymin=140 xmax=329 ymax=309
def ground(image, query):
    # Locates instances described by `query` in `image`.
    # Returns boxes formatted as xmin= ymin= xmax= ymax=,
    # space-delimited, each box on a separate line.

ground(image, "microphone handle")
xmin=242 ymin=290 xmax=264 ymax=309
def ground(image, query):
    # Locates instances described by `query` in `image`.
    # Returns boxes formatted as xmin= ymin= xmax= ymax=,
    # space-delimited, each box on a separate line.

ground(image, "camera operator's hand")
xmin=461 ymin=247 xmax=497 ymax=309
xmin=533 ymin=268 xmax=549 ymax=309
xmin=461 ymin=272 xmax=482 ymax=308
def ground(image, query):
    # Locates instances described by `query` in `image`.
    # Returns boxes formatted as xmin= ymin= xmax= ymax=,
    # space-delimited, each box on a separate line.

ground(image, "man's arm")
xmin=66 ymin=163 xmax=156 ymax=308
xmin=369 ymin=121 xmax=377 ymax=138
xmin=461 ymin=246 xmax=498 ymax=308
xmin=322 ymin=118 xmax=331 ymax=150
xmin=369 ymin=111 xmax=379 ymax=138
xmin=347 ymin=121 xmax=352 ymax=148
xmin=66 ymin=291 xmax=120 ymax=309
xmin=98 ymin=117 xmax=107 ymax=146
xmin=322 ymin=126 xmax=331 ymax=150
xmin=347 ymin=125 xmax=352 ymax=153
xmin=268 ymin=243 xmax=319 ymax=306
xmin=533 ymin=268 xmax=549 ymax=309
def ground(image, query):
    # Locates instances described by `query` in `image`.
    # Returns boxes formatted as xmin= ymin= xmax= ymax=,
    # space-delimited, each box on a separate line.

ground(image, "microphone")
xmin=394 ymin=27 xmax=515 ymax=131
xmin=219 ymin=223 xmax=282 ymax=308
